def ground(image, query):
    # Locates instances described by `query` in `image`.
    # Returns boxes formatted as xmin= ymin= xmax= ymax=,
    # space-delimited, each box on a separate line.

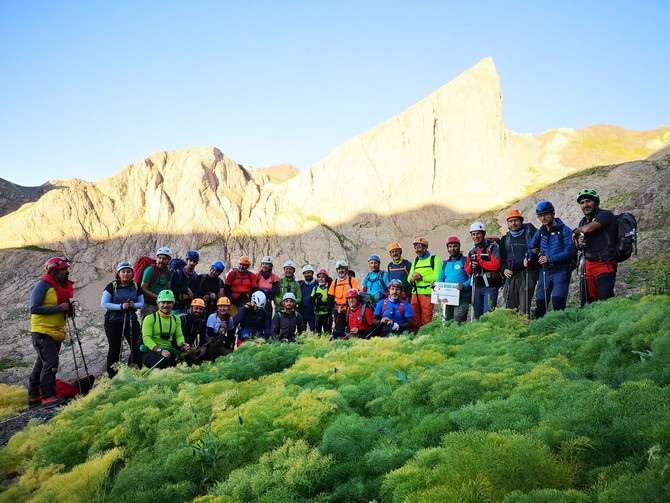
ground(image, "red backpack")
xmin=133 ymin=256 xmax=160 ymax=284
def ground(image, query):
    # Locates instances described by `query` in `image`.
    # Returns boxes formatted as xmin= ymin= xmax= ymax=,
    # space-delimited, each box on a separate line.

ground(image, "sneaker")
xmin=28 ymin=396 xmax=42 ymax=408
xmin=41 ymin=396 xmax=66 ymax=409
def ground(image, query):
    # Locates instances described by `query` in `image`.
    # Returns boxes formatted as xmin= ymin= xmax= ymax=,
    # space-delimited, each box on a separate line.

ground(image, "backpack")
xmin=133 ymin=256 xmax=159 ymax=284
xmin=612 ymin=212 xmax=637 ymax=262
xmin=363 ymin=271 xmax=388 ymax=291
xmin=380 ymin=297 xmax=406 ymax=318
xmin=111 ymin=280 xmax=140 ymax=298
xmin=169 ymin=258 xmax=187 ymax=275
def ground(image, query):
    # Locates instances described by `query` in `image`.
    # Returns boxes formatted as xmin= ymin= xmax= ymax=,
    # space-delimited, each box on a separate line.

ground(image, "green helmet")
xmin=157 ymin=290 xmax=175 ymax=303
xmin=577 ymin=188 xmax=600 ymax=204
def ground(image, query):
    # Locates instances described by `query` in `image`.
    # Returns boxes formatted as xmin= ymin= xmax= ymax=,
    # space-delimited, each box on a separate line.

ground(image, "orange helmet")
xmin=191 ymin=298 xmax=206 ymax=308
xmin=387 ymin=242 xmax=402 ymax=252
xmin=217 ymin=297 xmax=231 ymax=306
xmin=238 ymin=255 xmax=252 ymax=265
xmin=506 ymin=209 xmax=524 ymax=221
xmin=413 ymin=237 xmax=429 ymax=247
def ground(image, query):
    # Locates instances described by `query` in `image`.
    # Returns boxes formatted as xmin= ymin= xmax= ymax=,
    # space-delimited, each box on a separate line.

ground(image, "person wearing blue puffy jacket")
xmin=525 ymin=201 xmax=577 ymax=318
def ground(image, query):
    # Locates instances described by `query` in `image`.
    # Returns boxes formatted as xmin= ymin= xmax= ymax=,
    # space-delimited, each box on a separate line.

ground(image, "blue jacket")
xmin=437 ymin=255 xmax=471 ymax=298
xmin=528 ymin=218 xmax=577 ymax=269
xmin=362 ymin=271 xmax=390 ymax=301
xmin=170 ymin=267 xmax=201 ymax=310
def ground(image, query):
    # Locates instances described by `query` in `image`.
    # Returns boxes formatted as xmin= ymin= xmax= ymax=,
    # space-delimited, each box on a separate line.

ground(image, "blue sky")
xmin=1 ymin=0 xmax=668 ymax=186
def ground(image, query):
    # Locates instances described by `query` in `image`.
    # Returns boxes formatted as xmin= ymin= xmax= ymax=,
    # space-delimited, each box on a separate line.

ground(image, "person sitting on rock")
xmin=206 ymin=296 xmax=236 ymax=358
xmin=233 ymin=291 xmax=272 ymax=342
xmin=141 ymin=290 xmax=189 ymax=370
xmin=179 ymin=298 xmax=209 ymax=365
xmin=373 ymin=279 xmax=414 ymax=335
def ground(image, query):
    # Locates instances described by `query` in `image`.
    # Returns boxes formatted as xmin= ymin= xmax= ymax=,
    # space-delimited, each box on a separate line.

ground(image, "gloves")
xmin=392 ymin=323 xmax=400 ymax=332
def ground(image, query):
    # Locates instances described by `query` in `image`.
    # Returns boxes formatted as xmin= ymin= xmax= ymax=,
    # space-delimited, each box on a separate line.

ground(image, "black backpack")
xmin=611 ymin=212 xmax=637 ymax=262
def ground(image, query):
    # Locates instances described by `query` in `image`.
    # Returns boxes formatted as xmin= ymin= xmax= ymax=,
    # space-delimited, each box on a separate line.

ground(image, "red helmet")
xmin=346 ymin=288 xmax=360 ymax=299
xmin=317 ymin=268 xmax=329 ymax=277
xmin=45 ymin=257 xmax=70 ymax=272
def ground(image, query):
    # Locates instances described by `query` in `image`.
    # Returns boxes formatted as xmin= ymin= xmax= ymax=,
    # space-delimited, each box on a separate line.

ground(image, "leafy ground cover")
xmin=1 ymin=295 xmax=670 ymax=502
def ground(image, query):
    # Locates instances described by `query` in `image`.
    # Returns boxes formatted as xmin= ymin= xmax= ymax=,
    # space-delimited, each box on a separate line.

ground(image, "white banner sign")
xmin=431 ymin=282 xmax=461 ymax=306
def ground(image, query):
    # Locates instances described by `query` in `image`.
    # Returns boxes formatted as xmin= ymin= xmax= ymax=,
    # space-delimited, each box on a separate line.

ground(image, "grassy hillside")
xmin=2 ymin=296 xmax=670 ymax=502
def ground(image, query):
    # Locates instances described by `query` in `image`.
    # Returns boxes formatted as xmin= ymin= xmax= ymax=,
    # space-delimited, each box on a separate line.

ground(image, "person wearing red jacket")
xmin=464 ymin=222 xmax=502 ymax=321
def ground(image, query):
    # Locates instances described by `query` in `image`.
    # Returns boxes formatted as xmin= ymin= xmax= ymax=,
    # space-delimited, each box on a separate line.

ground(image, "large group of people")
xmin=27 ymin=188 xmax=625 ymax=407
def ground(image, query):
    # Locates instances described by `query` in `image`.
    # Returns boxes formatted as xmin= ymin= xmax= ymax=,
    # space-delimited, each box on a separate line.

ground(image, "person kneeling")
xmin=332 ymin=289 xmax=373 ymax=339
xmin=205 ymin=296 xmax=236 ymax=359
xmin=141 ymin=290 xmax=189 ymax=370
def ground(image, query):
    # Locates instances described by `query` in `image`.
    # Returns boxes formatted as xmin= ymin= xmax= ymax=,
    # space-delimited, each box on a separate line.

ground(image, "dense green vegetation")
xmin=2 ymin=296 xmax=670 ymax=502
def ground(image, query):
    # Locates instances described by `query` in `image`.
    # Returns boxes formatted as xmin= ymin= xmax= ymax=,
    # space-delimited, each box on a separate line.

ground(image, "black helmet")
xmin=536 ymin=201 xmax=555 ymax=215
xmin=577 ymin=188 xmax=600 ymax=205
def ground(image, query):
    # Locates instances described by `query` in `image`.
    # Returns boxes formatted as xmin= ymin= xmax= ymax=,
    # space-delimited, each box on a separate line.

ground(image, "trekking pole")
xmin=578 ymin=252 xmax=587 ymax=307
xmin=539 ymin=253 xmax=548 ymax=315
xmin=119 ymin=311 xmax=127 ymax=364
xmin=469 ymin=259 xmax=477 ymax=323
xmin=69 ymin=314 xmax=92 ymax=377
xmin=503 ymin=261 xmax=512 ymax=308
xmin=363 ymin=322 xmax=385 ymax=339
xmin=524 ymin=262 xmax=530 ymax=318
xmin=66 ymin=317 xmax=84 ymax=386
xmin=142 ymin=354 xmax=166 ymax=376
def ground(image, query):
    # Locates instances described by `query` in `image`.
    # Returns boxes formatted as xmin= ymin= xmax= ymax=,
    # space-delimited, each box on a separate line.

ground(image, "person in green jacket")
xmin=141 ymin=290 xmax=189 ymax=370
xmin=274 ymin=260 xmax=302 ymax=311
xmin=408 ymin=237 xmax=441 ymax=333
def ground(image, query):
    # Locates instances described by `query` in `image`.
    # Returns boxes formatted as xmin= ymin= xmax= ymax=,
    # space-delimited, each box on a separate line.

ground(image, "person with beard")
xmin=224 ymin=256 xmax=257 ymax=315
xmin=206 ymin=296 xmax=236 ymax=357
xmin=386 ymin=243 xmax=413 ymax=298
xmin=179 ymin=298 xmax=209 ymax=365
xmin=500 ymin=210 xmax=538 ymax=315
xmin=28 ymin=257 xmax=75 ymax=409
xmin=334 ymin=289 xmax=374 ymax=339
xmin=361 ymin=254 xmax=389 ymax=308
xmin=298 ymin=265 xmax=318 ymax=331
xmin=524 ymin=201 xmax=577 ymax=318
xmin=408 ymin=237 xmax=441 ymax=333
xmin=434 ymin=236 xmax=471 ymax=323
xmin=465 ymin=223 xmax=503 ymax=321
xmin=101 ymin=261 xmax=145 ymax=377
xmin=328 ymin=260 xmax=360 ymax=336
xmin=140 ymin=246 xmax=172 ymax=322
xmin=271 ymin=293 xmax=305 ymax=342
xmin=255 ymin=256 xmax=279 ymax=315
xmin=199 ymin=261 xmax=225 ymax=317
xmin=274 ymin=261 xmax=302 ymax=312
xmin=572 ymin=188 xmax=618 ymax=302
xmin=141 ymin=290 xmax=189 ymax=370
xmin=312 ymin=269 xmax=332 ymax=334
xmin=233 ymin=291 xmax=272 ymax=342
xmin=170 ymin=250 xmax=201 ymax=314
xmin=373 ymin=280 xmax=414 ymax=335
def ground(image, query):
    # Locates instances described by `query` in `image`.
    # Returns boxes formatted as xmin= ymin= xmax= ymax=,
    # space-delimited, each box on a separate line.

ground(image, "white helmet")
xmin=302 ymin=264 xmax=315 ymax=273
xmin=469 ymin=222 xmax=486 ymax=233
xmin=261 ymin=256 xmax=273 ymax=264
xmin=282 ymin=292 xmax=297 ymax=302
xmin=335 ymin=260 xmax=348 ymax=269
xmin=283 ymin=260 xmax=297 ymax=269
xmin=251 ymin=291 xmax=267 ymax=308
xmin=156 ymin=246 xmax=172 ymax=258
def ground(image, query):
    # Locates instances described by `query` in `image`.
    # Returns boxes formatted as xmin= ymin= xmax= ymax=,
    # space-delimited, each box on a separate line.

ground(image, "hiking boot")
xmin=41 ymin=396 xmax=66 ymax=409
xmin=28 ymin=396 xmax=41 ymax=408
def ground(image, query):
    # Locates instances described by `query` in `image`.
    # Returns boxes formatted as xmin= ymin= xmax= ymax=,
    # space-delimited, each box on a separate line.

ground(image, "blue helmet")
xmin=368 ymin=254 xmax=381 ymax=263
xmin=186 ymin=250 xmax=200 ymax=261
xmin=211 ymin=260 xmax=225 ymax=273
xmin=535 ymin=201 xmax=555 ymax=215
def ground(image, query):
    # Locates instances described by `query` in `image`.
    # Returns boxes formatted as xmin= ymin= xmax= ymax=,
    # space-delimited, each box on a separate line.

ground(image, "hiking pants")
xmin=444 ymin=298 xmax=470 ymax=324
xmin=141 ymin=350 xmax=178 ymax=370
xmin=29 ymin=332 xmax=62 ymax=399
xmin=315 ymin=313 xmax=331 ymax=334
xmin=585 ymin=260 xmax=617 ymax=302
xmin=535 ymin=268 xmax=571 ymax=318
xmin=410 ymin=294 xmax=434 ymax=333
xmin=299 ymin=312 xmax=316 ymax=332
xmin=104 ymin=318 xmax=141 ymax=378
xmin=472 ymin=287 xmax=498 ymax=321
xmin=506 ymin=269 xmax=538 ymax=315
